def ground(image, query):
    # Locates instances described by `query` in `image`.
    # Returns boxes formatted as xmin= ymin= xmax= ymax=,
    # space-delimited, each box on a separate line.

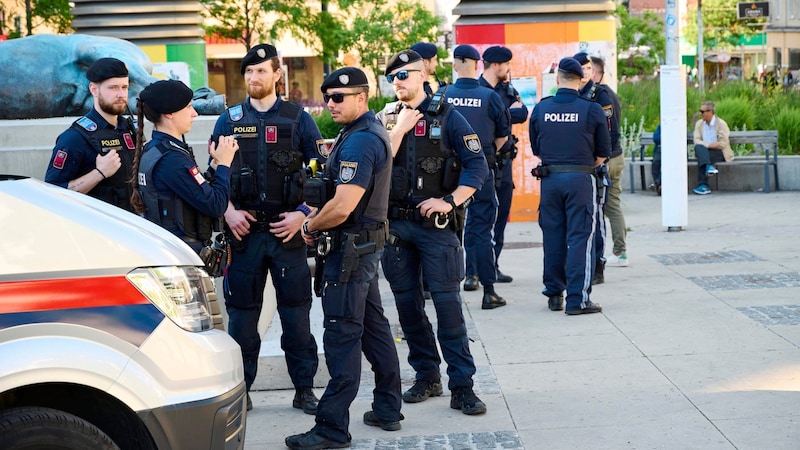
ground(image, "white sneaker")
xmin=606 ymin=252 xmax=629 ymax=267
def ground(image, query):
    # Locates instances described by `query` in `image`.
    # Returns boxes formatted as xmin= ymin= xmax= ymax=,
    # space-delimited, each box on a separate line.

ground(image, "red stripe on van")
xmin=0 ymin=276 xmax=149 ymax=314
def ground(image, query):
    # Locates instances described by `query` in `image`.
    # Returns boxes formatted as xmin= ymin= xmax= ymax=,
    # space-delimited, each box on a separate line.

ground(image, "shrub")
xmin=771 ymin=108 xmax=800 ymax=155
xmin=312 ymin=110 xmax=342 ymax=139
xmin=715 ymin=98 xmax=755 ymax=131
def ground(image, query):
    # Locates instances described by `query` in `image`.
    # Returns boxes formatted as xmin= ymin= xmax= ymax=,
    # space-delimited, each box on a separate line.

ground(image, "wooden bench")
xmin=629 ymin=130 xmax=780 ymax=193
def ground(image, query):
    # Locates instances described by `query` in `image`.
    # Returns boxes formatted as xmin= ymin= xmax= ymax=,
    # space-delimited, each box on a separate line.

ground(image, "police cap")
xmin=453 ymin=44 xmax=481 ymax=61
xmin=573 ymin=52 xmax=591 ymax=66
xmin=411 ymin=42 xmax=438 ymax=59
xmin=482 ymin=46 xmax=513 ymax=63
xmin=385 ymin=50 xmax=422 ymax=76
xmin=558 ymin=57 xmax=584 ymax=78
xmin=240 ymin=44 xmax=278 ymax=75
xmin=139 ymin=80 xmax=194 ymax=114
xmin=86 ymin=58 xmax=128 ymax=82
xmin=321 ymin=67 xmax=369 ymax=92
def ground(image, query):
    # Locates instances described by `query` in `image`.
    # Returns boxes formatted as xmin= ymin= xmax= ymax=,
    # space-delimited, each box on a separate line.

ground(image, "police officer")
xmin=591 ymin=55 xmax=628 ymax=269
xmin=529 ymin=57 xmax=610 ymax=315
xmin=285 ymin=67 xmax=402 ymax=450
xmin=212 ymin=44 xmax=324 ymax=413
xmin=377 ymin=49 xmax=490 ymax=415
xmin=479 ymin=45 xmax=529 ymax=284
xmin=574 ymin=52 xmax=618 ymax=285
xmin=445 ymin=44 xmax=510 ymax=310
xmin=45 ymin=58 xmax=137 ymax=211
xmin=411 ymin=42 xmax=446 ymax=95
xmin=131 ymin=80 xmax=238 ymax=252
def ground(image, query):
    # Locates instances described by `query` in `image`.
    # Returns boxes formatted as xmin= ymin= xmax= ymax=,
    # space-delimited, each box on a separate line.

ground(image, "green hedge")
xmin=617 ymin=78 xmax=800 ymax=155
xmin=311 ymin=96 xmax=395 ymax=139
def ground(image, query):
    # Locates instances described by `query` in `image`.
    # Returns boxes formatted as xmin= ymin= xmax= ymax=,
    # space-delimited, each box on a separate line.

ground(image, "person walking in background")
xmin=377 ymin=49 xmax=490 ymax=415
xmin=286 ymin=67 xmax=402 ymax=450
xmin=529 ymin=57 xmax=610 ymax=315
xmin=590 ymin=55 xmax=628 ymax=268
xmin=650 ymin=123 xmax=662 ymax=195
xmin=446 ymin=44 xmax=511 ymax=310
xmin=130 ymin=79 xmax=238 ymax=252
xmin=479 ymin=45 xmax=529 ymax=284
xmin=213 ymin=44 xmax=324 ymax=413
xmin=45 ymin=58 xmax=137 ymax=212
xmin=692 ymin=101 xmax=732 ymax=195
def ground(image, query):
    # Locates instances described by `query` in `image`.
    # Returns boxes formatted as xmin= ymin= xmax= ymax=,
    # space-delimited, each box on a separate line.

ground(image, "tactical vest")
xmin=383 ymin=103 xmax=456 ymax=205
xmin=138 ymin=141 xmax=213 ymax=242
xmin=443 ymin=84 xmax=496 ymax=155
xmin=71 ymin=116 xmax=136 ymax=211
xmin=534 ymin=96 xmax=596 ymax=166
xmin=323 ymin=116 xmax=392 ymax=229
xmin=226 ymin=101 xmax=305 ymax=212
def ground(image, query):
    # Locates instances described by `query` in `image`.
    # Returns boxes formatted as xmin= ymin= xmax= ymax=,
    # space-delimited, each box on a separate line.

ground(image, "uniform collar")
xmin=244 ymin=96 xmax=282 ymax=114
xmin=342 ymin=111 xmax=374 ymax=133
xmin=87 ymin=107 xmax=118 ymax=130
xmin=152 ymin=130 xmax=190 ymax=151
xmin=556 ymin=87 xmax=580 ymax=97
xmin=454 ymin=77 xmax=480 ymax=87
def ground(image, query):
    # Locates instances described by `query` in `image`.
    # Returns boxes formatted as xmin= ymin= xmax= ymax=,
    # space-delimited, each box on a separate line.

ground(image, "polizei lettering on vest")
xmin=544 ymin=112 xmax=579 ymax=122
xmin=447 ymin=98 xmax=482 ymax=107
xmin=232 ymin=126 xmax=258 ymax=134
xmin=100 ymin=139 xmax=121 ymax=146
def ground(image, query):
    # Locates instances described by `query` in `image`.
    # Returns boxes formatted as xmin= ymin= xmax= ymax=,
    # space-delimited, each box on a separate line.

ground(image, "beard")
xmin=247 ymin=82 xmax=274 ymax=100
xmin=394 ymin=85 xmax=417 ymax=102
xmin=98 ymin=95 xmax=127 ymax=116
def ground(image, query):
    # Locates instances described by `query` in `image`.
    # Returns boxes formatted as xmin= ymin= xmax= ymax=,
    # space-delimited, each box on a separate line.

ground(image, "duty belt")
xmin=317 ymin=222 xmax=388 ymax=257
xmin=546 ymin=164 xmax=594 ymax=174
xmin=388 ymin=205 xmax=451 ymax=229
xmin=247 ymin=209 xmax=286 ymax=233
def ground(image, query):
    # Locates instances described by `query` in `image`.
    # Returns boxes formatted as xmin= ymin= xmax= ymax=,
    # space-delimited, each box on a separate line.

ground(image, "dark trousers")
xmin=651 ymin=144 xmax=661 ymax=185
xmin=539 ymin=173 xmax=596 ymax=311
xmin=314 ymin=249 xmax=402 ymax=442
xmin=224 ymin=231 xmax=318 ymax=391
xmin=381 ymin=220 xmax=476 ymax=390
xmin=694 ymin=144 xmax=725 ymax=186
xmin=493 ymin=163 xmax=514 ymax=268
xmin=464 ymin=171 xmax=498 ymax=285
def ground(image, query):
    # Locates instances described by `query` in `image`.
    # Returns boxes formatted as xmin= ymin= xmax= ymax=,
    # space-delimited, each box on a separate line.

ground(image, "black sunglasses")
xmin=323 ymin=92 xmax=360 ymax=103
xmin=386 ymin=69 xmax=421 ymax=83
xmin=699 ymin=109 xmax=711 ymax=113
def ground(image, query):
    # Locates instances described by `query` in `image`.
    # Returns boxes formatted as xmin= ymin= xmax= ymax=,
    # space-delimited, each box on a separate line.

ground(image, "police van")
xmin=0 ymin=175 xmax=246 ymax=449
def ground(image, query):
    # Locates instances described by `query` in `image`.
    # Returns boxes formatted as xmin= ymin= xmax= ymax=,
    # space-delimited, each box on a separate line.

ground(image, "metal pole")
xmin=697 ymin=0 xmax=704 ymax=91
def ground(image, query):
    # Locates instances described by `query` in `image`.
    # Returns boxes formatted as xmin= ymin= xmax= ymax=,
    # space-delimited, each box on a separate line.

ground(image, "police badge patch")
xmin=339 ymin=161 xmax=358 ymax=183
xmin=189 ymin=166 xmax=207 ymax=185
xmin=463 ymin=134 xmax=481 ymax=153
xmin=603 ymin=104 xmax=614 ymax=118
xmin=339 ymin=74 xmax=350 ymax=85
xmin=228 ymin=104 xmax=244 ymax=122
xmin=316 ymin=139 xmax=330 ymax=158
xmin=53 ymin=149 xmax=68 ymax=169
xmin=77 ymin=116 xmax=97 ymax=132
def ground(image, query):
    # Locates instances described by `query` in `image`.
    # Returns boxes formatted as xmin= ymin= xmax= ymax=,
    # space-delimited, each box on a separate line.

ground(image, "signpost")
xmin=738 ymin=2 xmax=769 ymax=19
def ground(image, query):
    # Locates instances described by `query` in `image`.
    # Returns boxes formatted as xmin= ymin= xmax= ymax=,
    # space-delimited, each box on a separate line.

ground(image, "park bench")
xmin=629 ymin=130 xmax=780 ymax=193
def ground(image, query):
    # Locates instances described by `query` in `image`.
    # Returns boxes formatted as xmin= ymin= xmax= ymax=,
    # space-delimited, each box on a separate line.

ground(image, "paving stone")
xmin=350 ymin=431 xmax=524 ymax=449
xmin=688 ymin=272 xmax=800 ymax=291
xmin=737 ymin=304 xmax=800 ymax=326
xmin=650 ymin=250 xmax=763 ymax=266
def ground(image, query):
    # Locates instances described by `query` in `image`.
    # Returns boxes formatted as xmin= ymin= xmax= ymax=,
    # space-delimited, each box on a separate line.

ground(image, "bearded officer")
xmin=45 ymin=57 xmax=137 ymax=211
xmin=529 ymin=57 xmax=610 ymax=315
xmin=445 ymin=44 xmax=510 ymax=310
xmin=479 ymin=45 xmax=529 ymax=284
xmin=377 ymin=49 xmax=490 ymax=415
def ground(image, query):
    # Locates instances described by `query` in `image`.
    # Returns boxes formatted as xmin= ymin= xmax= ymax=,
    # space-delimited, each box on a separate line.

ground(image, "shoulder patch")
xmin=77 ymin=116 xmax=97 ymax=132
xmin=52 ymin=149 xmax=68 ymax=169
xmin=339 ymin=161 xmax=358 ymax=183
xmin=228 ymin=104 xmax=244 ymax=122
xmin=317 ymin=139 xmax=330 ymax=158
xmin=463 ymin=134 xmax=481 ymax=153
xmin=602 ymin=104 xmax=614 ymax=118
xmin=189 ymin=166 xmax=206 ymax=186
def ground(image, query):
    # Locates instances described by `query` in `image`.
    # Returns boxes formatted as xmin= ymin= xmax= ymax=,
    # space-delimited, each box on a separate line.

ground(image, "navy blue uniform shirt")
xmin=529 ymin=88 xmax=611 ymax=166
xmin=579 ymin=81 xmax=621 ymax=157
xmin=479 ymin=75 xmax=529 ymax=124
xmin=148 ymin=131 xmax=232 ymax=218
xmin=445 ymin=77 xmax=510 ymax=154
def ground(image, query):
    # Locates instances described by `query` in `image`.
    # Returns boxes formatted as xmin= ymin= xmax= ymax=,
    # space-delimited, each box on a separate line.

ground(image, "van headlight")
xmin=127 ymin=266 xmax=213 ymax=332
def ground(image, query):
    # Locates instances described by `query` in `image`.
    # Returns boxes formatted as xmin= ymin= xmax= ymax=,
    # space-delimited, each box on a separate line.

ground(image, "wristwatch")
xmin=302 ymin=221 xmax=320 ymax=239
xmin=443 ymin=194 xmax=457 ymax=212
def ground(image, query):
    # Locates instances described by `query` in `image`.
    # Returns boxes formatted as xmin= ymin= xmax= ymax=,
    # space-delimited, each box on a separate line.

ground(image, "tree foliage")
xmin=350 ymin=0 xmax=440 ymax=96
xmin=614 ymin=5 xmax=665 ymax=77
xmin=683 ymin=0 xmax=765 ymax=50
xmin=200 ymin=0 xmax=293 ymax=50
xmin=31 ymin=0 xmax=72 ymax=33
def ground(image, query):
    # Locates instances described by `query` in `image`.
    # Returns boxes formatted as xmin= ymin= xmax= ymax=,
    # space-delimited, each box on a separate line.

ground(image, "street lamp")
xmin=698 ymin=0 xmax=704 ymax=91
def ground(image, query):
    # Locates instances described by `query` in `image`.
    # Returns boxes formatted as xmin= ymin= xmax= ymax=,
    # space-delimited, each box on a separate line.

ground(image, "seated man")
xmin=692 ymin=101 xmax=733 ymax=195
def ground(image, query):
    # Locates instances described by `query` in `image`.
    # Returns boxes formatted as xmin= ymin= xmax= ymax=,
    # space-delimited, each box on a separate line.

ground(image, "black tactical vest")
xmin=70 ymin=116 xmax=136 ymax=211
xmin=383 ymin=103 xmax=454 ymax=205
xmin=323 ymin=116 xmax=392 ymax=230
xmin=138 ymin=141 xmax=213 ymax=242
xmin=227 ymin=101 xmax=305 ymax=212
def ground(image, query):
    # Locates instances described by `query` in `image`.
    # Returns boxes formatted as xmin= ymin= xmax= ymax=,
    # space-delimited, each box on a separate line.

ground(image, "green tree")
xmin=31 ymin=0 xmax=72 ymax=33
xmin=683 ymin=0 xmax=765 ymax=50
xmin=614 ymin=5 xmax=665 ymax=77
xmin=201 ymin=0 xmax=295 ymax=50
xmin=350 ymin=0 xmax=440 ymax=97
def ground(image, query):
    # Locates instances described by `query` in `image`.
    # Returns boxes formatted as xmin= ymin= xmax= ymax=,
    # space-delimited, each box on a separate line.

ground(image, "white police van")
xmin=0 ymin=175 xmax=246 ymax=449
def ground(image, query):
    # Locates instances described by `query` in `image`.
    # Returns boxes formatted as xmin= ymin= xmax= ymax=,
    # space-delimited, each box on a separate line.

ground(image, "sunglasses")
xmin=323 ymin=92 xmax=360 ymax=103
xmin=386 ymin=69 xmax=421 ymax=83
xmin=699 ymin=109 xmax=711 ymax=113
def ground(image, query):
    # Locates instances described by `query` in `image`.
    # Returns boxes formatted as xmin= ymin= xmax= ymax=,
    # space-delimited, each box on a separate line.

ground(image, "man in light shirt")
xmin=692 ymin=101 xmax=733 ymax=195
